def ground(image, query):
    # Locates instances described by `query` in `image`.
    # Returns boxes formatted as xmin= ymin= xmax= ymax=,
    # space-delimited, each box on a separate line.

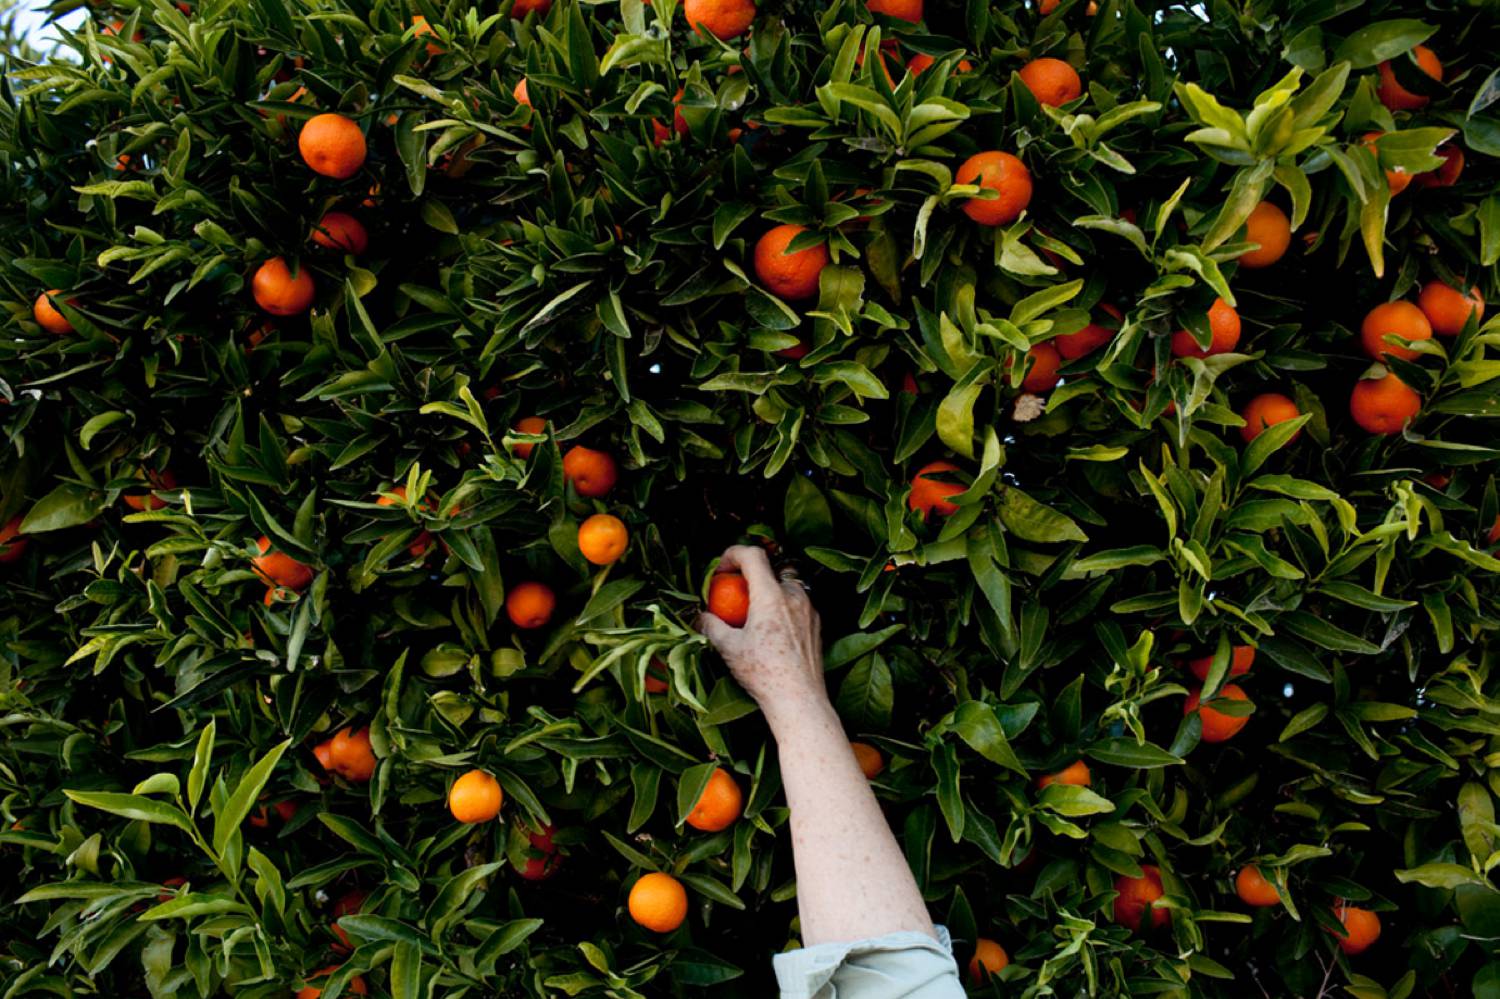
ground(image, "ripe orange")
xmin=1376 ymin=45 xmax=1442 ymax=112
xmin=628 ymin=872 xmax=688 ymax=932
xmin=1017 ymin=57 xmax=1081 ymax=107
xmin=298 ymin=113 xmax=367 ymax=179
xmin=312 ymin=740 xmax=334 ymax=771
xmin=1239 ymin=393 xmax=1300 ymax=444
xmin=685 ymin=767 xmax=742 ymax=831
xmin=330 ymin=889 xmax=367 ymax=953
xmin=123 ymin=469 xmax=178 ymax=511
xmin=578 ymin=513 xmax=629 ymax=566
xmin=33 ymin=290 xmax=75 ymax=335
xmin=448 ymin=769 xmax=503 ymax=823
xmin=310 ymin=212 xmax=368 ymax=254
xmin=1329 ymin=903 xmax=1381 ymax=955
xmin=1417 ymin=280 xmax=1484 ymax=336
xmin=907 ymin=53 xmax=973 ymax=75
xmin=645 ymin=658 xmax=671 ymax=694
xmin=868 ymin=0 xmax=922 ymax=23
xmin=1350 ymin=371 xmax=1421 ymax=435
xmin=1187 ymin=645 xmax=1255 ymax=682
xmin=327 ymin=727 xmax=377 ymax=781
xmin=513 ymin=78 xmax=531 ymax=108
xmin=1239 ymin=201 xmax=1291 ymax=269
xmin=251 ymin=535 xmax=314 ymax=590
xmin=908 ymin=460 xmax=965 ymax=520
xmin=296 ymin=966 xmax=368 ymax=999
xmin=1037 ymin=759 xmax=1090 ymax=789
xmin=252 ymin=257 xmax=316 ymax=316
xmin=375 ymin=486 xmax=433 ymax=557
xmin=850 ymin=741 xmax=885 ymax=779
xmin=1019 ymin=342 xmax=1063 ymax=393
xmin=511 ymin=416 xmax=547 ymax=458
xmin=707 ymin=571 xmax=750 ymax=627
xmin=1184 ymin=683 xmax=1251 ymax=743
xmin=955 ymin=151 xmax=1032 ymax=226
xmin=1361 ymin=300 xmax=1431 ymax=362
xmin=511 ymin=0 xmax=551 ymax=16
xmin=506 ymin=580 xmax=556 ymax=629
xmin=753 ymin=224 xmax=829 ymax=301
xmin=410 ymin=14 xmax=443 ymax=56
xmin=1361 ymin=132 xmax=1411 ymax=195
xmin=1114 ymin=865 xmax=1169 ymax=931
xmin=683 ymin=0 xmax=755 ymax=39
xmin=0 ymin=516 xmax=26 ymax=564
xmin=968 ymin=937 xmax=1009 ymax=984
xmin=562 ymin=445 xmax=618 ymax=498
xmin=1055 ymin=303 xmax=1121 ymax=359
xmin=1235 ymin=866 xmax=1280 ymax=907
xmin=1170 ymin=297 xmax=1241 ymax=358
xmin=1413 ymin=144 xmax=1464 ymax=189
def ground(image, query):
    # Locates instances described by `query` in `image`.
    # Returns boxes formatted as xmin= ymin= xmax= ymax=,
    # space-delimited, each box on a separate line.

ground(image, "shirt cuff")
xmin=772 ymin=924 xmax=964 ymax=999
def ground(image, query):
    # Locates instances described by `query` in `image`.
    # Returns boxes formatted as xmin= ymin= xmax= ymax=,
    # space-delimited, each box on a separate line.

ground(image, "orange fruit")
xmin=330 ymin=889 xmax=367 ymax=953
xmin=1361 ymin=132 xmax=1411 ymax=195
xmin=296 ymin=966 xmax=368 ymax=999
xmin=968 ymin=937 xmax=1008 ymax=984
xmin=562 ymin=445 xmax=618 ymax=497
xmin=312 ymin=740 xmax=334 ymax=771
xmin=33 ymin=290 xmax=75 ymax=335
xmin=1413 ymin=144 xmax=1464 ymax=189
xmin=376 ymin=486 xmax=434 ymax=557
xmin=1376 ymin=45 xmax=1442 ymax=112
xmin=1114 ymin=865 xmax=1169 ymax=931
xmin=908 ymin=460 xmax=964 ymax=520
xmin=252 ymin=257 xmax=315 ymax=316
xmin=707 ymin=571 xmax=750 ymax=627
xmin=448 ymin=769 xmax=503 ymax=823
xmin=1488 ymin=515 xmax=1500 ymax=547
xmin=1019 ymin=342 xmax=1062 ymax=393
xmin=511 ymin=0 xmax=551 ymax=15
xmin=1170 ymin=297 xmax=1241 ymax=358
xmin=310 ymin=212 xmax=368 ymax=254
xmin=1360 ymin=300 xmax=1431 ymax=362
xmin=1417 ymin=280 xmax=1484 ymax=336
xmin=1055 ymin=303 xmax=1122 ymax=359
xmin=955 ymin=150 xmax=1032 ymax=226
xmin=645 ymin=658 xmax=671 ymax=694
xmin=1187 ymin=645 xmax=1255 ymax=682
xmin=506 ymin=580 xmax=556 ymax=629
xmin=410 ymin=14 xmax=443 ymax=56
xmin=776 ymin=339 xmax=811 ymax=360
xmin=850 ymin=741 xmax=885 ymax=779
xmin=1239 ymin=201 xmax=1291 ymax=269
xmin=1350 ymin=371 xmax=1421 ymax=435
xmin=578 ymin=513 xmax=629 ymax=566
xmin=1235 ymin=866 xmax=1280 ymax=907
xmin=123 ymin=469 xmax=178 ymax=511
xmin=327 ymin=727 xmax=377 ymax=781
xmin=298 ymin=113 xmax=366 ymax=179
xmin=1328 ymin=903 xmax=1381 ymax=955
xmin=685 ymin=767 xmax=742 ymax=831
xmin=683 ymin=0 xmax=755 ymax=39
xmin=1239 ymin=393 xmax=1300 ymax=444
xmin=628 ymin=872 xmax=688 ymax=932
xmin=1036 ymin=759 xmax=1090 ymax=789
xmin=1184 ymin=683 xmax=1251 ymax=743
xmin=0 ymin=516 xmax=27 ymax=564
xmin=510 ymin=416 xmax=547 ymax=458
xmin=868 ymin=0 xmax=922 ymax=22
xmin=753 ymin=224 xmax=829 ymax=301
xmin=1017 ymin=57 xmax=1082 ymax=107
xmin=513 ymin=78 xmax=531 ymax=108
xmin=907 ymin=53 xmax=973 ymax=75
xmin=251 ymin=535 xmax=314 ymax=590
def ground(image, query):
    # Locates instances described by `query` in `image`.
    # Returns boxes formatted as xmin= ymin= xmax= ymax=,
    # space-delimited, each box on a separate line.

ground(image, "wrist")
xmin=762 ymin=689 xmax=841 ymax=741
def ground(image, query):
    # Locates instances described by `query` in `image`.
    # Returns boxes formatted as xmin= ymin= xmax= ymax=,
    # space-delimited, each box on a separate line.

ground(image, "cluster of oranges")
xmin=310 ymin=727 xmax=377 ymax=782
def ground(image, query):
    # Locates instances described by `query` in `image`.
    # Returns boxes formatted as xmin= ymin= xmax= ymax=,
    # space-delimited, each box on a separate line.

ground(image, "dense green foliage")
xmin=3 ymin=0 xmax=1500 ymax=995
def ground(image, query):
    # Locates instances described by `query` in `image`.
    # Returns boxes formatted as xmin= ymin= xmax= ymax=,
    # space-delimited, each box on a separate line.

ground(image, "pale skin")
xmin=698 ymin=545 xmax=938 ymax=946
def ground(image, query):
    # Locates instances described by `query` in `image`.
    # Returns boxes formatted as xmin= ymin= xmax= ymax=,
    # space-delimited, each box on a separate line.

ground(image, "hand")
xmin=697 ymin=545 xmax=826 ymax=726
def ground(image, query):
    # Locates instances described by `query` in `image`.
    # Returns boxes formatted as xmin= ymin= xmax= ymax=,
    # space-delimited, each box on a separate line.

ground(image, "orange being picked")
xmin=33 ymin=289 xmax=76 ymax=335
xmin=562 ymin=445 xmax=618 ymax=497
xmin=968 ymin=937 xmax=1008 ymax=984
xmin=685 ymin=767 xmax=742 ymax=831
xmin=707 ymin=571 xmax=750 ymax=627
xmin=1017 ymin=57 xmax=1081 ymax=107
xmin=298 ymin=113 xmax=367 ymax=180
xmin=1037 ymin=759 xmax=1090 ymax=789
xmin=867 ymin=0 xmax=922 ymax=23
xmin=851 ymin=741 xmax=885 ymax=779
xmin=296 ymin=966 xmax=368 ymax=999
xmin=506 ymin=580 xmax=556 ymax=629
xmin=310 ymin=212 xmax=368 ymax=254
xmin=123 ymin=469 xmax=178 ymax=511
xmin=1187 ymin=645 xmax=1255 ymax=682
xmin=1184 ymin=684 xmax=1251 ymax=743
xmin=448 ymin=769 xmax=503 ymax=823
xmin=1239 ymin=393 xmax=1300 ymax=444
xmin=1170 ymin=297 xmax=1241 ymax=357
xmin=955 ymin=151 xmax=1032 ymax=226
xmin=1376 ymin=44 xmax=1442 ymax=112
xmin=1055 ymin=303 xmax=1121 ymax=359
xmin=1018 ymin=342 xmax=1062 ymax=393
xmin=1239 ymin=201 xmax=1291 ymax=269
xmin=0 ymin=516 xmax=27 ymax=565
xmin=1114 ymin=865 xmax=1169 ymax=931
xmin=251 ymin=535 xmax=314 ymax=591
xmin=1350 ymin=371 xmax=1420 ymax=435
xmin=1235 ymin=866 xmax=1280 ymax=907
xmin=753 ymin=224 xmax=829 ymax=301
xmin=511 ymin=0 xmax=551 ymax=16
xmin=1361 ymin=300 xmax=1432 ymax=362
xmin=510 ymin=416 xmax=547 ymax=457
xmin=908 ymin=460 xmax=965 ymax=520
xmin=252 ymin=257 xmax=315 ymax=316
xmin=683 ymin=0 xmax=755 ymax=39
xmin=1361 ymin=132 xmax=1411 ymax=195
xmin=1328 ymin=903 xmax=1381 ymax=955
xmin=578 ymin=513 xmax=629 ymax=566
xmin=628 ymin=871 xmax=688 ymax=933
xmin=1417 ymin=280 xmax=1484 ymax=336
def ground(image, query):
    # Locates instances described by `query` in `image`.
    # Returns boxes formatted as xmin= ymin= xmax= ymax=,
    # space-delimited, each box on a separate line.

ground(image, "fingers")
xmin=717 ymin=544 xmax=781 ymax=610
xmin=696 ymin=612 xmax=741 ymax=653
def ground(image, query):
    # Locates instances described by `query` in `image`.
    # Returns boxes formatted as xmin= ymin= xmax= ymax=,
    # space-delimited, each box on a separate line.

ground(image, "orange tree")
xmin=3 ymin=0 xmax=1500 ymax=995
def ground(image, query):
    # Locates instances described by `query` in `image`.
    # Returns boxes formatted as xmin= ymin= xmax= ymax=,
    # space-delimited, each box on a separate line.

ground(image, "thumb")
xmin=696 ymin=612 xmax=741 ymax=654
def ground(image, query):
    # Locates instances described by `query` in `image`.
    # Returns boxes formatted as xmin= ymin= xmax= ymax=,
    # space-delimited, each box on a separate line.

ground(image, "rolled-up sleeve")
xmin=772 ymin=925 xmax=965 ymax=998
